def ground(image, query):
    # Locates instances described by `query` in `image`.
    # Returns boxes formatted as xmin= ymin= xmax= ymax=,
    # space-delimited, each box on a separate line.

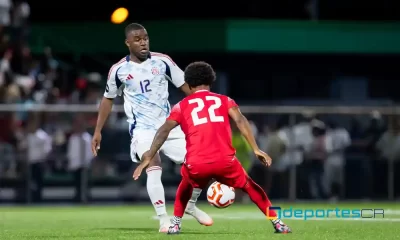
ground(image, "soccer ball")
xmin=207 ymin=181 xmax=235 ymax=208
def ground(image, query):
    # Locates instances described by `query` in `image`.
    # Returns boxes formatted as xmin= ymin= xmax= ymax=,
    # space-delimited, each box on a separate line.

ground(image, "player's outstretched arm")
xmin=228 ymin=106 xmax=272 ymax=166
xmin=228 ymin=106 xmax=259 ymax=151
xmin=147 ymin=120 xmax=178 ymax=159
xmin=91 ymin=97 xmax=113 ymax=156
xmin=93 ymin=62 xmax=120 ymax=156
xmin=133 ymin=120 xmax=178 ymax=180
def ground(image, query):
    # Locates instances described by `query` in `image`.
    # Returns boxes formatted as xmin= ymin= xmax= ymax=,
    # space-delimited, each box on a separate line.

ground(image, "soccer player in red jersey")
xmin=133 ymin=61 xmax=292 ymax=234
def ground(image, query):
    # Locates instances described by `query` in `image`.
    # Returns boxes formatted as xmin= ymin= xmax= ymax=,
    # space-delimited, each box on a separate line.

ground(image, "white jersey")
xmin=104 ymin=52 xmax=184 ymax=133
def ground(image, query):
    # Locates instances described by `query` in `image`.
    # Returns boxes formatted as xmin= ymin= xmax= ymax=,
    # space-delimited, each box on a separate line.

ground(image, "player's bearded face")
xmin=127 ymin=29 xmax=150 ymax=61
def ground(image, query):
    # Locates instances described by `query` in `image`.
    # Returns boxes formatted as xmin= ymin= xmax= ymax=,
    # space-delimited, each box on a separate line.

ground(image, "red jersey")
xmin=167 ymin=90 xmax=238 ymax=165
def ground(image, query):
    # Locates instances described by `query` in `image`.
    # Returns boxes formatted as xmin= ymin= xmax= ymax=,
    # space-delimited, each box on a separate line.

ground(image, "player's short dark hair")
xmin=125 ymin=23 xmax=145 ymax=37
xmin=184 ymin=61 xmax=216 ymax=88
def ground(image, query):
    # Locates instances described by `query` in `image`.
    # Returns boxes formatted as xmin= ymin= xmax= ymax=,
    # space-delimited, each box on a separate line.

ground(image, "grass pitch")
xmin=1 ymin=202 xmax=400 ymax=239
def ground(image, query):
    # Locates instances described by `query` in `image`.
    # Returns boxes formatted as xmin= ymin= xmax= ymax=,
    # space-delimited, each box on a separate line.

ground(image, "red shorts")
xmin=181 ymin=157 xmax=248 ymax=189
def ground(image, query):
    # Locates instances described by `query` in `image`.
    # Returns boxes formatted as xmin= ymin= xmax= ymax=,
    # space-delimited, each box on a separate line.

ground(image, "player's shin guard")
xmin=173 ymin=178 xmax=193 ymax=217
xmin=241 ymin=177 xmax=277 ymax=218
xmin=146 ymin=166 xmax=167 ymax=216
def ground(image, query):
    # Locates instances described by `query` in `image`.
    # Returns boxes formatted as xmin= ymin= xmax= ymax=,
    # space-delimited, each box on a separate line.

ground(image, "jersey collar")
xmin=126 ymin=54 xmax=151 ymax=62
xmin=194 ymin=90 xmax=209 ymax=93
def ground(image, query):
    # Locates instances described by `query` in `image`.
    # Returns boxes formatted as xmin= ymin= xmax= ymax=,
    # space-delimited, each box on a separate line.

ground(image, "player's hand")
xmin=91 ymin=132 xmax=102 ymax=157
xmin=132 ymin=151 xmax=152 ymax=180
xmin=254 ymin=149 xmax=272 ymax=166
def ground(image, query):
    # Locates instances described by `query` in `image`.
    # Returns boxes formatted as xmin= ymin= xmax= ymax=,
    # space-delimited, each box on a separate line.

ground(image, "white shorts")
xmin=130 ymin=126 xmax=186 ymax=164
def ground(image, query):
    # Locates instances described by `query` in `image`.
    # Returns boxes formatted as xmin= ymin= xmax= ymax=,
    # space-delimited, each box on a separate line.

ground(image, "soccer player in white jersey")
xmin=91 ymin=23 xmax=213 ymax=232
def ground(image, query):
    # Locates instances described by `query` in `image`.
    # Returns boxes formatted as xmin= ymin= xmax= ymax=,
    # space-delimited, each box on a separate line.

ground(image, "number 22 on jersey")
xmin=189 ymin=96 xmax=224 ymax=126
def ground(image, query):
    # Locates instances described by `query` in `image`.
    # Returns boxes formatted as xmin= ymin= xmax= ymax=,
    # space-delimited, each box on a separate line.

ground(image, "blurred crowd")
xmin=244 ymin=112 xmax=400 ymax=201
xmin=0 ymin=0 xmax=106 ymax=106
xmin=0 ymin=0 xmax=106 ymax=123
xmin=2 ymin=106 xmax=400 ymax=202
xmin=0 ymin=0 xmax=110 ymax=202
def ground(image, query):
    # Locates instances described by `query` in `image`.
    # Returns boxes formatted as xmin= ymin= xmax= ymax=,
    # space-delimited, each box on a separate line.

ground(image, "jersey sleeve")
xmin=162 ymin=55 xmax=185 ymax=88
xmin=167 ymin=103 xmax=182 ymax=124
xmin=227 ymin=97 xmax=238 ymax=109
xmin=103 ymin=65 xmax=119 ymax=98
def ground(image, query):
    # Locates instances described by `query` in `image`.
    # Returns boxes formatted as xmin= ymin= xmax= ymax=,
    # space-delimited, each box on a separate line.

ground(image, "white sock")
xmin=146 ymin=166 xmax=167 ymax=217
xmin=186 ymin=188 xmax=202 ymax=211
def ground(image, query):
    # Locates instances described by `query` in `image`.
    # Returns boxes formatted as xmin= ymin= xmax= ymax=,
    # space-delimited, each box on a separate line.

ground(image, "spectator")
xmin=0 ymin=48 xmax=12 ymax=87
xmin=24 ymin=113 xmax=52 ymax=202
xmin=265 ymin=117 xmax=292 ymax=198
xmin=11 ymin=0 xmax=30 ymax=42
xmin=67 ymin=115 xmax=93 ymax=202
xmin=376 ymin=115 xmax=400 ymax=198
xmin=324 ymin=121 xmax=351 ymax=201
xmin=303 ymin=119 xmax=331 ymax=199
xmin=0 ymin=0 xmax=12 ymax=30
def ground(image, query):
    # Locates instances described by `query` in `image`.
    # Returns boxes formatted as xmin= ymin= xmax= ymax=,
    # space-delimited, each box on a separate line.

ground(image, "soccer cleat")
xmin=185 ymin=206 xmax=213 ymax=226
xmin=272 ymin=219 xmax=292 ymax=234
xmin=167 ymin=224 xmax=181 ymax=234
xmin=158 ymin=215 xmax=171 ymax=233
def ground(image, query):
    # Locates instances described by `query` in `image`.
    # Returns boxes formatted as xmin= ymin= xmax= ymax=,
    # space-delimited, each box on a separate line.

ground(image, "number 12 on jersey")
xmin=140 ymin=80 xmax=151 ymax=93
xmin=189 ymin=96 xmax=224 ymax=126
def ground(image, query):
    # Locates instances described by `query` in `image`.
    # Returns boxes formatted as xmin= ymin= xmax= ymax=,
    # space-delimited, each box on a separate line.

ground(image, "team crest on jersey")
xmin=151 ymin=67 xmax=160 ymax=75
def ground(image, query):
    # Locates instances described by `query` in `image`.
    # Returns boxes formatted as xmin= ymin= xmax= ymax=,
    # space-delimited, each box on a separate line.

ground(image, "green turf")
xmin=1 ymin=203 xmax=400 ymax=239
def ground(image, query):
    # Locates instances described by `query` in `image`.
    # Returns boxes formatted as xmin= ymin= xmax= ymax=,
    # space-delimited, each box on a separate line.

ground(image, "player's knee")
xmin=240 ymin=176 xmax=252 ymax=190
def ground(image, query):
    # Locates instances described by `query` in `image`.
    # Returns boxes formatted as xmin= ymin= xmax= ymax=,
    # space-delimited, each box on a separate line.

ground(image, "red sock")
xmin=173 ymin=178 xmax=193 ymax=217
xmin=241 ymin=177 xmax=277 ymax=218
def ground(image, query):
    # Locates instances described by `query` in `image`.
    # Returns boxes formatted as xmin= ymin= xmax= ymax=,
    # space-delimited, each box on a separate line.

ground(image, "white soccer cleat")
xmin=158 ymin=215 xmax=171 ymax=233
xmin=185 ymin=206 xmax=213 ymax=226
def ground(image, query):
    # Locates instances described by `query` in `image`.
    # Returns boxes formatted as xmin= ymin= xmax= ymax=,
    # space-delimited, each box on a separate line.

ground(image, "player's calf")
xmin=144 ymin=153 xmax=169 ymax=231
xmin=241 ymin=177 xmax=292 ymax=233
xmin=177 ymin=169 xmax=213 ymax=226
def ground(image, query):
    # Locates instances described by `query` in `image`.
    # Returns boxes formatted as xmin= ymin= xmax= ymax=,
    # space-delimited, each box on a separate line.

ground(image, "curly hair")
xmin=184 ymin=61 xmax=216 ymax=88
